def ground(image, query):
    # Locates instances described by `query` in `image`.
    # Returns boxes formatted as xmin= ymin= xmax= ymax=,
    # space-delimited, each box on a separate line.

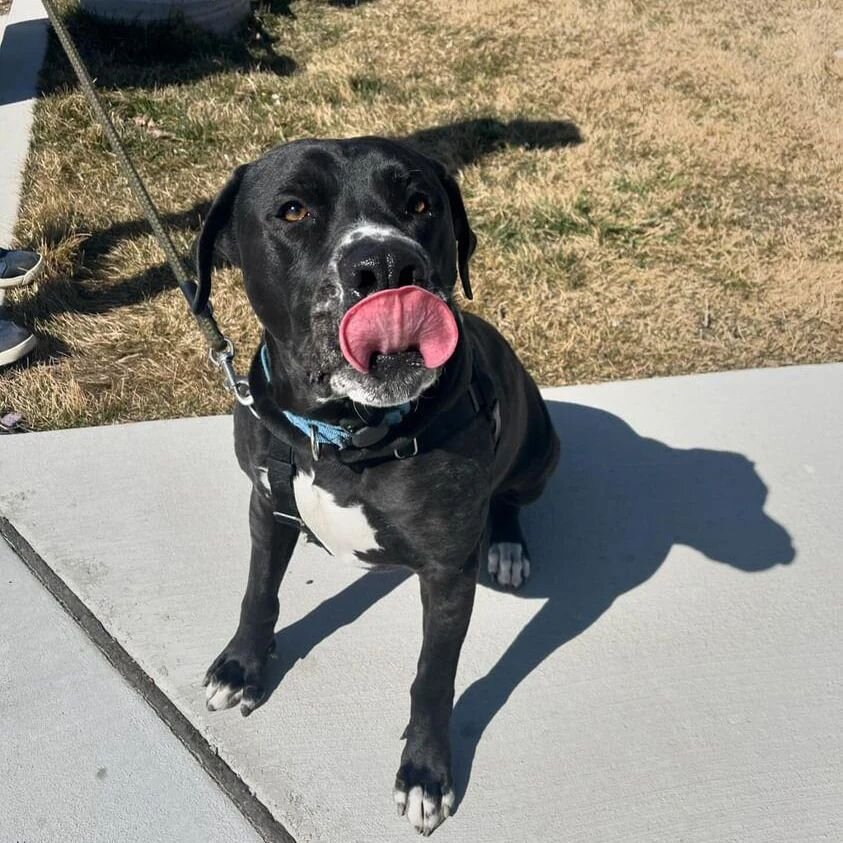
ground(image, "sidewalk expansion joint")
xmin=0 ymin=514 xmax=296 ymax=843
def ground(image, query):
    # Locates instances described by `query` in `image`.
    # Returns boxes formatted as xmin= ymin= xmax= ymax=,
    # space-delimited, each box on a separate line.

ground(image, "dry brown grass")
xmin=3 ymin=0 xmax=842 ymax=429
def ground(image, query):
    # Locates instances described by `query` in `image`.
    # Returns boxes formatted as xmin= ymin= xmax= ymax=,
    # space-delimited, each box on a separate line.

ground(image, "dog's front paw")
xmin=394 ymin=755 xmax=455 ymax=836
xmin=203 ymin=638 xmax=274 ymax=717
xmin=487 ymin=541 xmax=530 ymax=588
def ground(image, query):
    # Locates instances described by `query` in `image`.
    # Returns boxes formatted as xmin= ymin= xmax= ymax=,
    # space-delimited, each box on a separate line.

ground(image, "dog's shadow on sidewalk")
xmin=267 ymin=401 xmax=795 ymax=806
xmin=449 ymin=401 xmax=795 ymax=802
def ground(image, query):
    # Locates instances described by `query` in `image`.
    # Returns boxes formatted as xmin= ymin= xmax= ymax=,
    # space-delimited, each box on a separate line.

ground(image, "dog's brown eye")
xmin=409 ymin=194 xmax=430 ymax=215
xmin=279 ymin=201 xmax=309 ymax=222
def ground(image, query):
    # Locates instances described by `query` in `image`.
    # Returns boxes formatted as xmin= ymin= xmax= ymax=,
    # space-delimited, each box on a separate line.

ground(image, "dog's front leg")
xmin=395 ymin=556 xmax=478 ymax=835
xmin=204 ymin=487 xmax=298 ymax=716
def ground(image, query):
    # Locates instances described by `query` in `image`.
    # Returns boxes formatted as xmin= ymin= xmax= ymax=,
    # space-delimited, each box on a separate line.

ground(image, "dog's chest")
xmin=292 ymin=470 xmax=381 ymax=564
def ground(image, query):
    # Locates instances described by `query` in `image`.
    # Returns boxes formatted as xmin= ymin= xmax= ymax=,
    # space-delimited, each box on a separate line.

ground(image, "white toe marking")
xmin=423 ymin=792 xmax=442 ymax=834
xmin=488 ymin=542 xmax=529 ymax=589
xmin=396 ymin=784 xmax=452 ymax=832
xmin=488 ymin=544 xmax=500 ymax=576
xmin=205 ymin=680 xmax=242 ymax=711
xmin=293 ymin=470 xmax=380 ymax=565
xmin=407 ymin=786 xmax=425 ymax=832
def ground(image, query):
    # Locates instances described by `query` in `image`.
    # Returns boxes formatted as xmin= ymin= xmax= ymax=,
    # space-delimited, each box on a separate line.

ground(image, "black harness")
xmin=246 ymin=344 xmax=499 ymax=539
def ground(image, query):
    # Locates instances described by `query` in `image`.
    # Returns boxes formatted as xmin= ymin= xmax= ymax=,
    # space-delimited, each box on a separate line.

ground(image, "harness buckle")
xmin=394 ymin=437 xmax=419 ymax=459
xmin=210 ymin=339 xmax=254 ymax=407
xmin=350 ymin=422 xmax=391 ymax=448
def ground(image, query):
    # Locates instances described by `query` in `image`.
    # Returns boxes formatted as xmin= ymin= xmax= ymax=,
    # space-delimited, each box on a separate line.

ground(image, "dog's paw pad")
xmin=393 ymin=783 xmax=454 ymax=835
xmin=487 ymin=542 xmax=530 ymax=588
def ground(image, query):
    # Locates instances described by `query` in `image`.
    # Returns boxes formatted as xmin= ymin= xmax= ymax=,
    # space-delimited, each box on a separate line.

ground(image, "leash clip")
xmin=210 ymin=339 xmax=254 ymax=407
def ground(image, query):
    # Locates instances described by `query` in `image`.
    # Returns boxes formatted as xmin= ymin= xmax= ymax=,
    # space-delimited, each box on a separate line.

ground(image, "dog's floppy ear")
xmin=436 ymin=165 xmax=477 ymax=300
xmin=193 ymin=164 xmax=248 ymax=314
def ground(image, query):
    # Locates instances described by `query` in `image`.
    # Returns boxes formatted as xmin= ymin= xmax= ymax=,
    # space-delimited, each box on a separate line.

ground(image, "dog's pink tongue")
xmin=339 ymin=286 xmax=458 ymax=374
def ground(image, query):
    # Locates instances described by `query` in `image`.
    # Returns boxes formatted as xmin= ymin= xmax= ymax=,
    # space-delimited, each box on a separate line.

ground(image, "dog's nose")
xmin=337 ymin=238 xmax=429 ymax=294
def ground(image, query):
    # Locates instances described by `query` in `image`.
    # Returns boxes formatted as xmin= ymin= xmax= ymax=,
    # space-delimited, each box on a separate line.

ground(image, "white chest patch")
xmin=292 ymin=470 xmax=381 ymax=564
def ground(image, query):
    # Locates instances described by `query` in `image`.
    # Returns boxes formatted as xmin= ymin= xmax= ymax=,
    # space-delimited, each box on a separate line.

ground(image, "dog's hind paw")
xmin=487 ymin=541 xmax=530 ymax=588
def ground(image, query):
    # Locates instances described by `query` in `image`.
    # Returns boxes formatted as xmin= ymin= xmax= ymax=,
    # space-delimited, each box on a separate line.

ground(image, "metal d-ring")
xmin=394 ymin=437 xmax=419 ymax=460
xmin=309 ymin=425 xmax=321 ymax=461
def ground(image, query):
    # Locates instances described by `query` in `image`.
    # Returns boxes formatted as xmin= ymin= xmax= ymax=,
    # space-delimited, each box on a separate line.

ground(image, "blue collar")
xmin=259 ymin=344 xmax=411 ymax=450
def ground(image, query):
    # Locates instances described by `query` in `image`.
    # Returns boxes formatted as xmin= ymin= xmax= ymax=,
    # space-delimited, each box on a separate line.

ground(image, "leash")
xmin=39 ymin=0 xmax=253 ymax=405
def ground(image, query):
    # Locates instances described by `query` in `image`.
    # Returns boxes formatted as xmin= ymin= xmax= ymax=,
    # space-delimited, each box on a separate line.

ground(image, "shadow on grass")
xmin=13 ymin=201 xmax=209 ymax=328
xmin=403 ymin=117 xmax=583 ymax=170
xmin=37 ymin=6 xmax=296 ymax=96
xmin=262 ymin=401 xmax=794 ymax=808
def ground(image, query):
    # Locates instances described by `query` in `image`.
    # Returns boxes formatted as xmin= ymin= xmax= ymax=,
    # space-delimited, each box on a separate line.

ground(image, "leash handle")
xmin=39 ymin=0 xmax=229 ymax=355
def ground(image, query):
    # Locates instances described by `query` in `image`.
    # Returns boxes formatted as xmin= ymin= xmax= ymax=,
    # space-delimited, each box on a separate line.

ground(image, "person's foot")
xmin=0 ymin=315 xmax=36 ymax=367
xmin=0 ymin=247 xmax=43 ymax=289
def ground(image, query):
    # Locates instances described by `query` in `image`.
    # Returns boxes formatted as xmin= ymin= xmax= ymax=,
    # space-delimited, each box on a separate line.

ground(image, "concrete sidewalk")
xmin=0 ymin=0 xmax=48 ymax=245
xmin=0 ymin=364 xmax=841 ymax=841
xmin=0 ymin=535 xmax=264 ymax=842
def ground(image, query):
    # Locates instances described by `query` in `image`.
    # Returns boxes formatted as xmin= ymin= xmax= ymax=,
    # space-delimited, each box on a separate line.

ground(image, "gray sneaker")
xmin=0 ymin=247 xmax=43 ymax=289
xmin=0 ymin=315 xmax=36 ymax=367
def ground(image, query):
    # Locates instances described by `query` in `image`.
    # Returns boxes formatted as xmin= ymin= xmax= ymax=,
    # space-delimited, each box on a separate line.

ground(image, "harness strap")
xmin=259 ymin=344 xmax=414 ymax=450
xmin=261 ymin=359 xmax=498 ymax=532
xmin=266 ymin=438 xmax=310 ymax=533
xmin=336 ymin=373 xmax=496 ymax=467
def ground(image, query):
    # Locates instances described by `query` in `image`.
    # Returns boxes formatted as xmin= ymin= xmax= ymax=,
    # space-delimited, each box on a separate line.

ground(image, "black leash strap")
xmin=39 ymin=0 xmax=252 ymax=400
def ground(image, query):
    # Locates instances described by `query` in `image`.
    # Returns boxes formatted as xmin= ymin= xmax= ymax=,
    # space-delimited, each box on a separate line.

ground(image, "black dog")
xmin=198 ymin=137 xmax=559 ymax=835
